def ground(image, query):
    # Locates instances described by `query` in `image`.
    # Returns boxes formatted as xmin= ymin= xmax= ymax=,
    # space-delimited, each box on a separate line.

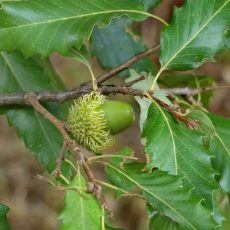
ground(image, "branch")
xmin=1 ymin=84 xmax=229 ymax=106
xmin=95 ymin=45 xmax=159 ymax=85
xmin=161 ymin=85 xmax=230 ymax=96
xmin=25 ymin=93 xmax=112 ymax=216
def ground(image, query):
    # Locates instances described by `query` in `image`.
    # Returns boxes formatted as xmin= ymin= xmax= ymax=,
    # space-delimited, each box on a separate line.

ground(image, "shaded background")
xmin=0 ymin=0 xmax=229 ymax=229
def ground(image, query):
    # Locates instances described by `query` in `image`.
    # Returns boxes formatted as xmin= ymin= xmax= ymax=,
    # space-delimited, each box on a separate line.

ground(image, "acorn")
xmin=67 ymin=92 xmax=135 ymax=153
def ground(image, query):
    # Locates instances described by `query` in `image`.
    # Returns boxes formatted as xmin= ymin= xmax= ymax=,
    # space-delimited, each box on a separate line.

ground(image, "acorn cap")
xmin=67 ymin=92 xmax=135 ymax=153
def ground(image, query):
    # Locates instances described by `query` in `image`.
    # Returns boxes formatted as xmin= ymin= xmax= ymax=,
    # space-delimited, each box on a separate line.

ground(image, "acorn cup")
xmin=67 ymin=92 xmax=135 ymax=153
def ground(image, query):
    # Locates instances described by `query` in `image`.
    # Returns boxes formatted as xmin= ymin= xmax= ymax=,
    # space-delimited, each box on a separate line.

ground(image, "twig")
xmin=25 ymin=93 xmax=112 ymax=216
xmin=52 ymin=141 xmax=68 ymax=177
xmin=95 ymin=45 xmax=159 ymax=85
xmin=124 ymin=75 xmax=146 ymax=87
xmin=145 ymin=92 xmax=197 ymax=128
xmin=0 ymin=84 xmax=228 ymax=106
xmin=161 ymin=84 xmax=230 ymax=97
xmin=95 ymin=179 xmax=144 ymax=199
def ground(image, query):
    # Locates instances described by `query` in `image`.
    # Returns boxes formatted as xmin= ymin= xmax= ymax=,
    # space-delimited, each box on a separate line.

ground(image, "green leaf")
xmin=208 ymin=113 xmax=230 ymax=193
xmin=141 ymin=102 xmax=218 ymax=206
xmin=0 ymin=204 xmax=10 ymax=230
xmin=0 ymin=0 xmax=153 ymax=57
xmin=105 ymin=149 xmax=216 ymax=230
xmin=159 ymin=0 xmax=230 ymax=71
xmin=91 ymin=17 xmax=156 ymax=77
xmin=0 ymin=52 xmax=69 ymax=174
xmin=59 ymin=172 xmax=102 ymax=230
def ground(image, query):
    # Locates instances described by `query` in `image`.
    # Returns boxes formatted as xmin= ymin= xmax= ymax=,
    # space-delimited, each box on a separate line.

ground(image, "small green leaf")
xmin=0 ymin=0 xmax=153 ymax=57
xmin=0 ymin=204 xmax=10 ymax=230
xmin=59 ymin=173 xmax=102 ymax=230
xmin=160 ymin=0 xmax=230 ymax=71
xmin=105 ymin=150 xmax=216 ymax=230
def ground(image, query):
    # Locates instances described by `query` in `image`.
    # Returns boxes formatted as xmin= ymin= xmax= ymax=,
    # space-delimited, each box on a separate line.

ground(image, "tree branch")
xmin=0 ymin=84 xmax=228 ymax=106
xmin=95 ymin=45 xmax=159 ymax=85
xmin=25 ymin=93 xmax=112 ymax=216
xmin=161 ymin=85 xmax=230 ymax=96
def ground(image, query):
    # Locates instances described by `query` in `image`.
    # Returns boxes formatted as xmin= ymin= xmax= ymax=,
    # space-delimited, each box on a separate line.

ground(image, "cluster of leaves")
xmin=0 ymin=0 xmax=230 ymax=229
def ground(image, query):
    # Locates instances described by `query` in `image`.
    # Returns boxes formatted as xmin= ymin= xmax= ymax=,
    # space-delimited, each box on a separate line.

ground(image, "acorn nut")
xmin=67 ymin=92 xmax=135 ymax=153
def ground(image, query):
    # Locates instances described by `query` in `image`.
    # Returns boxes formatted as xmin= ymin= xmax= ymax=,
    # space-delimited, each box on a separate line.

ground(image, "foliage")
xmin=59 ymin=167 xmax=102 ymax=230
xmin=159 ymin=0 xmax=230 ymax=71
xmin=0 ymin=0 xmax=229 ymax=229
xmin=0 ymin=204 xmax=10 ymax=230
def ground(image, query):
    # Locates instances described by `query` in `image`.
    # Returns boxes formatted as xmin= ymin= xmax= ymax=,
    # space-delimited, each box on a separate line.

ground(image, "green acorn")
xmin=67 ymin=92 xmax=135 ymax=153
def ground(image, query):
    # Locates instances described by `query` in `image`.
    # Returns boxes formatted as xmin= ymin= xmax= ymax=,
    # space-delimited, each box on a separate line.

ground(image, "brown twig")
xmin=124 ymin=75 xmax=146 ymax=87
xmin=52 ymin=141 xmax=68 ymax=177
xmin=95 ymin=45 xmax=160 ymax=85
xmin=0 ymin=84 xmax=229 ymax=106
xmin=25 ymin=93 xmax=112 ymax=216
xmin=145 ymin=92 xmax=196 ymax=127
xmin=161 ymin=84 xmax=230 ymax=97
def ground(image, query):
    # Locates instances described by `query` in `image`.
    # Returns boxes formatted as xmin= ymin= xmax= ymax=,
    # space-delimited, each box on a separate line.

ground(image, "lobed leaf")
xmin=141 ymin=102 xmax=219 ymax=207
xmin=160 ymin=0 xmax=230 ymax=71
xmin=105 ymin=148 xmax=216 ymax=230
xmin=0 ymin=0 xmax=151 ymax=57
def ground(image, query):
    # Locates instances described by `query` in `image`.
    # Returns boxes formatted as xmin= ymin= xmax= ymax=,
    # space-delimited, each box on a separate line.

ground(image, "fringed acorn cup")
xmin=67 ymin=92 xmax=135 ymax=154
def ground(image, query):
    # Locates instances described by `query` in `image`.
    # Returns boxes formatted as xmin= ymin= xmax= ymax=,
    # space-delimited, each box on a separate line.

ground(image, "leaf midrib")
xmin=161 ymin=0 xmax=230 ymax=70
xmin=0 ymin=9 xmax=148 ymax=31
xmin=106 ymin=162 xmax=197 ymax=230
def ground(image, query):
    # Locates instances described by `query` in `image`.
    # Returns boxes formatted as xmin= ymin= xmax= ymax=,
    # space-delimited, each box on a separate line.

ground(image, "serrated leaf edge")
xmin=105 ymin=162 xmax=200 ymax=230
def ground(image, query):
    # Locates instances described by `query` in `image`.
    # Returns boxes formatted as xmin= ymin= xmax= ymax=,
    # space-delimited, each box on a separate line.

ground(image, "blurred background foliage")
xmin=0 ymin=0 xmax=229 ymax=229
